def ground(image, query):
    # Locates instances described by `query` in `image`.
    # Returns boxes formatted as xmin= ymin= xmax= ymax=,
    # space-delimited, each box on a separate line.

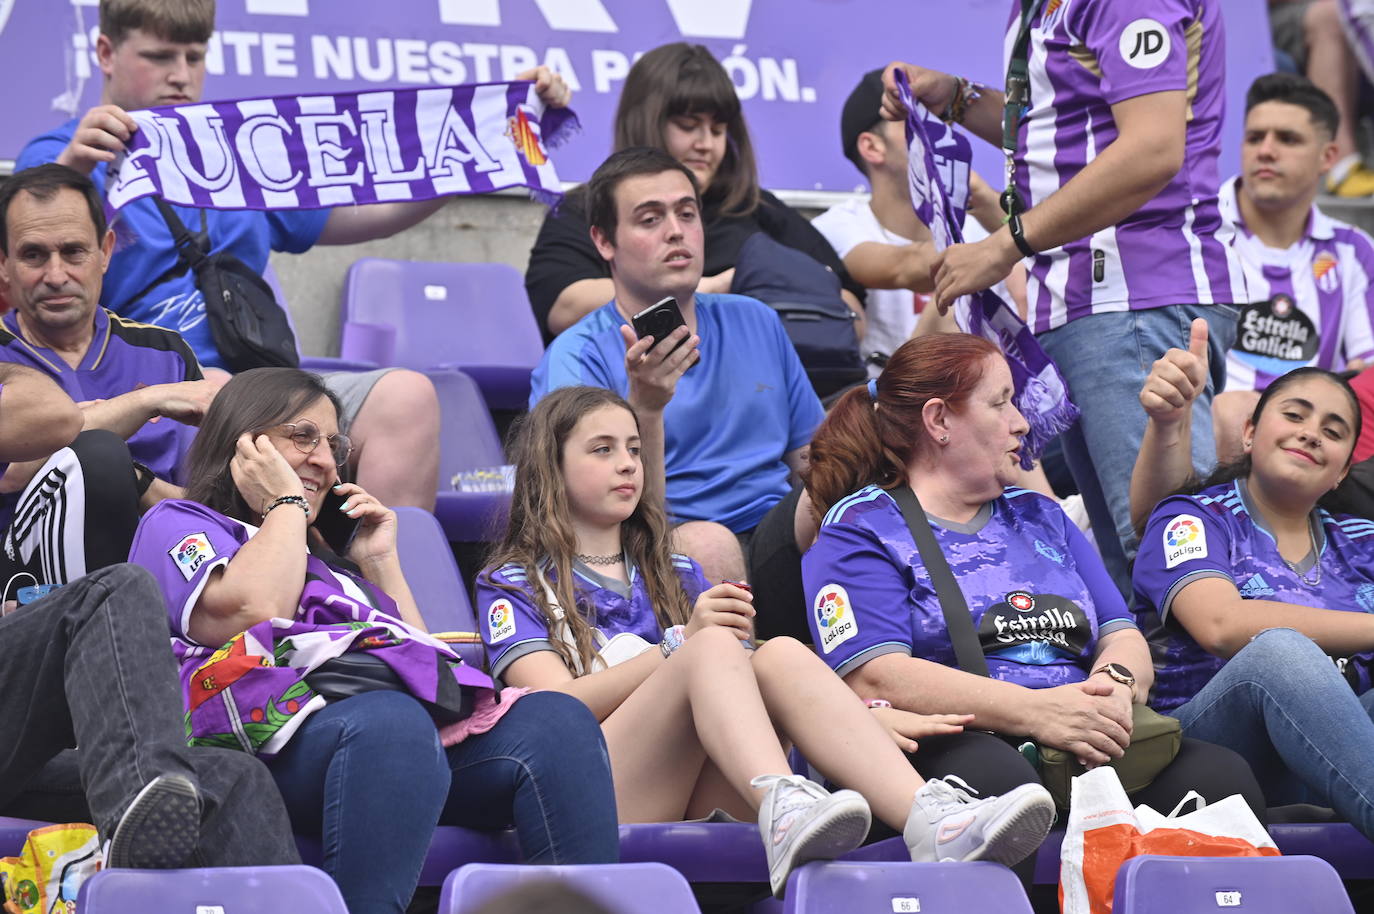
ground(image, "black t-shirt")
xmin=524 ymin=187 xmax=863 ymax=340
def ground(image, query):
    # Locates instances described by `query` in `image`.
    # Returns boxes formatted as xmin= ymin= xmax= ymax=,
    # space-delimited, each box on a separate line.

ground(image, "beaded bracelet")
xmin=939 ymin=76 xmax=984 ymax=125
xmin=264 ymin=494 xmax=310 ymax=518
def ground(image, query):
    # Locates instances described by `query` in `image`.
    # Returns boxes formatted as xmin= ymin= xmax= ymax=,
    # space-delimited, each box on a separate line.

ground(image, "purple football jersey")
xmin=477 ymin=555 xmax=710 ymax=680
xmin=803 ymin=485 xmax=1134 ymax=688
xmin=1010 ymin=0 xmax=1246 ymax=332
xmin=0 ymin=308 xmax=199 ymax=481
xmin=1220 ymin=178 xmax=1374 ymax=391
xmin=1133 ymin=480 xmax=1374 ymax=710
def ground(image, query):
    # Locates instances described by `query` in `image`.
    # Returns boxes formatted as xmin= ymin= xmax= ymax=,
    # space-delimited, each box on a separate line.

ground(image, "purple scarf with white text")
xmin=106 ymin=80 xmax=577 ymax=212
xmin=896 ymin=70 xmax=1078 ymax=463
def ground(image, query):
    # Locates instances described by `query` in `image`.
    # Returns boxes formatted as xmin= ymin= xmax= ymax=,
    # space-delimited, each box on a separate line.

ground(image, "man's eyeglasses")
xmin=269 ymin=420 xmax=353 ymax=467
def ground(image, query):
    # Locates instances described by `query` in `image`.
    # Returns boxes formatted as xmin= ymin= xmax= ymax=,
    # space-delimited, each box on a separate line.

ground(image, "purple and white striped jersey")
xmin=1009 ymin=0 xmax=1247 ymax=333
xmin=1219 ymin=177 xmax=1374 ymax=391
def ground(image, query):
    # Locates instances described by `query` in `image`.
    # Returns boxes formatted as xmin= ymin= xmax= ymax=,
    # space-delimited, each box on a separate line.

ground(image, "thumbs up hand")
xmin=1140 ymin=318 xmax=1210 ymax=425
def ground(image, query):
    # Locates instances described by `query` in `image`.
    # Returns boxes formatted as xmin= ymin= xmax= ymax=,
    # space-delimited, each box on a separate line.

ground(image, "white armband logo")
xmin=1120 ymin=18 xmax=1171 ymax=69
xmin=814 ymin=584 xmax=858 ymax=654
xmin=1163 ymin=514 xmax=1208 ymax=569
xmin=487 ymin=599 xmax=517 ymax=643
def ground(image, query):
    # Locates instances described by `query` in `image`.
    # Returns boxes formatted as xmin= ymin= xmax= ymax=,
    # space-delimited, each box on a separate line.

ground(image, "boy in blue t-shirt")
xmin=529 ymin=147 xmax=825 ymax=638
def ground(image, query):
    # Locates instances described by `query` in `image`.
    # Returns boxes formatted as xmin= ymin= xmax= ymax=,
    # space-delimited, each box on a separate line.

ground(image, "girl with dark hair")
xmin=128 ymin=368 xmax=618 ymax=914
xmin=476 ymin=385 xmax=1055 ymax=898
xmin=802 ymin=334 xmax=1264 ymax=820
xmin=524 ymin=42 xmax=862 ymax=338
xmin=1134 ymin=366 xmax=1374 ymax=838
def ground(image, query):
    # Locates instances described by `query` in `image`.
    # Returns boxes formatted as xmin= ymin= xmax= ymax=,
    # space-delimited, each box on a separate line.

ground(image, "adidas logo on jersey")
xmin=1239 ymin=575 xmax=1275 ymax=598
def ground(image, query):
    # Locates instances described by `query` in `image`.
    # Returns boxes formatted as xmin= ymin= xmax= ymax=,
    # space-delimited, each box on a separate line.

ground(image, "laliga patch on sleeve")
xmin=1119 ymin=18 xmax=1171 ymax=69
xmin=487 ymin=599 xmax=517 ymax=643
xmin=1163 ymin=514 xmax=1208 ymax=569
xmin=169 ymin=532 xmax=215 ymax=582
xmin=814 ymin=583 xmax=858 ymax=654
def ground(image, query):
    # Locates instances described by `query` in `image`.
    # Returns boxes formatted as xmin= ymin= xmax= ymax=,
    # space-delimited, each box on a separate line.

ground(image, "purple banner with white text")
xmin=106 ymin=82 xmax=573 ymax=211
xmin=0 ymin=0 xmax=1273 ymax=192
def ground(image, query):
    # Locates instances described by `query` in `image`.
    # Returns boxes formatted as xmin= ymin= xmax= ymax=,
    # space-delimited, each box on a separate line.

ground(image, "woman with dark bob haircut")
xmin=801 ymin=333 xmax=1264 ymax=826
xmin=128 ymin=368 xmax=618 ymax=914
xmin=524 ymin=41 xmax=862 ymax=337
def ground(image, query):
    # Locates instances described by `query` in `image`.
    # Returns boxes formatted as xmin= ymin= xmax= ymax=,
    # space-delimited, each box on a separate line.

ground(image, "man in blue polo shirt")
xmin=530 ymin=147 xmax=825 ymax=638
xmin=0 ymin=163 xmax=215 ymax=586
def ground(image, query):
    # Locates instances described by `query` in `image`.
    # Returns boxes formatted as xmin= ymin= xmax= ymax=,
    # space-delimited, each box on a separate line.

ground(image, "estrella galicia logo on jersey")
xmin=1163 ymin=514 xmax=1208 ymax=569
xmin=487 ymin=599 xmax=516 ymax=643
xmin=1314 ymin=252 xmax=1340 ymax=293
xmin=1120 ymin=18 xmax=1170 ymax=69
xmin=1357 ymin=583 xmax=1374 ymax=612
xmin=1239 ymin=574 xmax=1276 ymax=598
xmin=1034 ymin=540 xmax=1065 ymax=565
xmin=169 ymin=532 xmax=215 ymax=582
xmin=978 ymin=592 xmax=1092 ymax=660
xmin=814 ymin=583 xmax=857 ymax=654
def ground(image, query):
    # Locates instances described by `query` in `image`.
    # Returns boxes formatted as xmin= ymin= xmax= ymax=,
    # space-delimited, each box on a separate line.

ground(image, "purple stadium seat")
xmin=781 ymin=861 xmax=1034 ymax=913
xmin=429 ymin=369 xmax=512 ymax=543
xmin=0 ymin=817 xmax=51 ymax=856
xmin=1270 ymin=823 xmax=1374 ymax=879
xmin=393 ymin=505 xmax=483 ymax=665
xmin=1112 ymin=854 xmax=1354 ymax=914
xmin=440 ymin=862 xmax=700 ymax=914
xmin=339 ymin=259 xmax=545 ymax=410
xmin=78 ymin=865 xmax=348 ymax=913
xmin=264 ymin=261 xmax=376 ymax=374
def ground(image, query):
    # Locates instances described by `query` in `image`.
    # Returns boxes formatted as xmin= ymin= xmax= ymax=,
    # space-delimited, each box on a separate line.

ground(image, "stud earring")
xmin=939 ymin=434 xmax=949 ymax=443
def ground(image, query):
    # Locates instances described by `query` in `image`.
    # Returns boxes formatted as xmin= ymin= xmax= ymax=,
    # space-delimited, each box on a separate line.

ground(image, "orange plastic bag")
xmin=1059 ymin=766 xmax=1278 ymax=914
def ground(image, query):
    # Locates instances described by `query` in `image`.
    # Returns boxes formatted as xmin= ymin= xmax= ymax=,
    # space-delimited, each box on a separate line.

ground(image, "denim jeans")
xmin=1037 ymin=304 xmax=1239 ymax=593
xmin=0 ymin=564 xmax=299 ymax=867
xmin=268 ymin=689 xmax=618 ymax=914
xmin=1172 ymin=628 xmax=1374 ymax=838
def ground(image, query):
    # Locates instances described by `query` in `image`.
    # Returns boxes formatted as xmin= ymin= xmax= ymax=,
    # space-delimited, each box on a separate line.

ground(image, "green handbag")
xmin=1033 ymin=704 xmax=1182 ymax=809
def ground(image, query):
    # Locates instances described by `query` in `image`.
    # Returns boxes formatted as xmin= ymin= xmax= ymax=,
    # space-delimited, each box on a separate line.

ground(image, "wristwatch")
xmin=1093 ymin=662 xmax=1137 ymax=699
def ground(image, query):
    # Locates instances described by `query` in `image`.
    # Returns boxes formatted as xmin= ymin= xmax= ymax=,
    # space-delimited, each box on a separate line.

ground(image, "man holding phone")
xmin=530 ymin=147 xmax=825 ymax=640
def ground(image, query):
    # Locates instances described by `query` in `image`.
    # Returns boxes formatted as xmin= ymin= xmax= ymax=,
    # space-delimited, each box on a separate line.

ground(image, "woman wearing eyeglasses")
xmin=127 ymin=368 xmax=618 ymax=914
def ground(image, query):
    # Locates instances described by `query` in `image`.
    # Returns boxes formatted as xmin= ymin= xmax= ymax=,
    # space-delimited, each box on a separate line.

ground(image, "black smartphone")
xmin=631 ymin=297 xmax=688 ymax=355
xmin=314 ymin=486 xmax=362 ymax=554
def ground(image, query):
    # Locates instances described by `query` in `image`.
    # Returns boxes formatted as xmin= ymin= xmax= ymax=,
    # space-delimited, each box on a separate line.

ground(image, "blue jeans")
xmin=268 ymin=690 xmax=618 ymax=914
xmin=1038 ymin=304 xmax=1239 ymax=593
xmin=1172 ymin=628 xmax=1374 ymax=838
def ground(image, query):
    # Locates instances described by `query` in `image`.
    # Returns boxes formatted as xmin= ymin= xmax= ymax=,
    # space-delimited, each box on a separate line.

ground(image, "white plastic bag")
xmin=1060 ymin=766 xmax=1277 ymax=914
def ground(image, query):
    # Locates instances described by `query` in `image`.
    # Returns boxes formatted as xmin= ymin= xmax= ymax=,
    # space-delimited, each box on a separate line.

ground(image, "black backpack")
xmin=730 ymin=232 xmax=865 ymax=398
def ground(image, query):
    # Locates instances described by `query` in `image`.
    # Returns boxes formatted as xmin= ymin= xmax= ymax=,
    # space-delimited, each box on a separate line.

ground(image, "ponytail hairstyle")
xmin=481 ymin=386 xmax=693 ymax=675
xmin=806 ymin=333 xmax=1003 ymax=519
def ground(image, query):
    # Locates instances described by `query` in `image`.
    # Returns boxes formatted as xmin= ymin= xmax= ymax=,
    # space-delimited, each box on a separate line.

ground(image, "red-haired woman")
xmin=801 ymin=333 xmax=1263 ymax=814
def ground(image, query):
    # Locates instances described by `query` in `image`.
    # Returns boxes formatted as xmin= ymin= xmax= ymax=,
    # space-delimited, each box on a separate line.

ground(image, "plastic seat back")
xmin=79 ymin=865 xmax=348 ymax=913
xmin=440 ymin=862 xmax=699 ymax=914
xmin=782 ymin=861 xmax=1034 ymax=913
xmin=1112 ymin=854 xmax=1354 ymax=914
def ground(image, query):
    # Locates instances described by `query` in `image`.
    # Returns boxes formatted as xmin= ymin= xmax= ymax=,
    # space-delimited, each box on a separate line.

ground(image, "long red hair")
xmin=806 ymin=333 xmax=1002 ymax=519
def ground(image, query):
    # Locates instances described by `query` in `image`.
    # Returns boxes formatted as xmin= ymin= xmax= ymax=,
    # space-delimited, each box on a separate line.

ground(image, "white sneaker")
xmin=752 ymin=774 xmax=871 ymax=898
xmin=904 ymin=777 xmax=1054 ymax=867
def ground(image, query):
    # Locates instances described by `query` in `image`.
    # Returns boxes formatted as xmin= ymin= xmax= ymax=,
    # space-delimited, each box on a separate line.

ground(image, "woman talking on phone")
xmin=127 ymin=368 xmax=618 ymax=914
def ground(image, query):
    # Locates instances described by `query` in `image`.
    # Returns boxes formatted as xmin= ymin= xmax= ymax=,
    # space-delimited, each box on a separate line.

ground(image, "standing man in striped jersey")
xmin=883 ymin=0 xmax=1247 ymax=591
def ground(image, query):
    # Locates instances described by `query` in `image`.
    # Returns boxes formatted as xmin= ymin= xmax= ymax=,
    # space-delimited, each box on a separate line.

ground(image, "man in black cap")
xmin=813 ymin=69 xmax=1011 ymax=373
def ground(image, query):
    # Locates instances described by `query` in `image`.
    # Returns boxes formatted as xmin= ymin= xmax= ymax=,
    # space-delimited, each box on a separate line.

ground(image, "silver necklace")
xmin=576 ymin=552 xmax=623 ymax=566
xmin=1281 ymin=521 xmax=1322 ymax=588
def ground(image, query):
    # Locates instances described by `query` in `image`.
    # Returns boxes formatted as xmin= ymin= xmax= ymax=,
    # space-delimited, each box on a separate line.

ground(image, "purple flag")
xmin=896 ymin=70 xmax=1078 ymax=464
xmin=106 ymin=80 xmax=578 ymax=212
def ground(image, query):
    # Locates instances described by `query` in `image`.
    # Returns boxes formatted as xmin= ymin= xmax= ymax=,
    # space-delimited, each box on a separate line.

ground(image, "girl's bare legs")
xmin=749 ymin=637 xmax=925 ymax=831
xmin=601 ymin=626 xmax=792 ymax=823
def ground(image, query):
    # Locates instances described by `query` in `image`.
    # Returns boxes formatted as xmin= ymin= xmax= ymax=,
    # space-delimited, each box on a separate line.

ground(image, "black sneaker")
xmin=105 ymin=774 xmax=201 ymax=869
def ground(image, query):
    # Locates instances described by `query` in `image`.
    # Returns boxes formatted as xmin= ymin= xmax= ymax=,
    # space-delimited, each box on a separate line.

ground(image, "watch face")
xmin=1105 ymin=663 xmax=1135 ymax=684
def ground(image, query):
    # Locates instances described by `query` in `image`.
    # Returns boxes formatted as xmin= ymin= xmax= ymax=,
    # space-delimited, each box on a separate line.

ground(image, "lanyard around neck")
xmin=1001 ymin=0 xmax=1049 ymax=217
